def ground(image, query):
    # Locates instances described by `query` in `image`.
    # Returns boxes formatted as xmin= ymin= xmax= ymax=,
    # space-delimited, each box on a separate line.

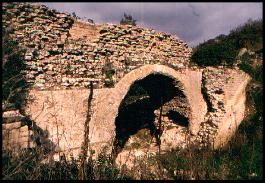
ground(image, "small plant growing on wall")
xmin=104 ymin=79 xmax=114 ymax=88
xmin=120 ymin=13 xmax=137 ymax=26
xmin=124 ymin=56 xmax=131 ymax=73
xmin=102 ymin=56 xmax=115 ymax=87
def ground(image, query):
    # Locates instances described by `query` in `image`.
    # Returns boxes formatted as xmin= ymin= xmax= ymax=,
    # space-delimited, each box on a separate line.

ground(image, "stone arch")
xmin=89 ymin=64 xmax=207 ymax=154
xmin=113 ymin=72 xmax=191 ymax=155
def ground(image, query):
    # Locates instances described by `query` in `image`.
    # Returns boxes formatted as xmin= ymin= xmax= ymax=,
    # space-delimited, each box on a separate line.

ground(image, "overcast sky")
xmin=42 ymin=2 xmax=263 ymax=47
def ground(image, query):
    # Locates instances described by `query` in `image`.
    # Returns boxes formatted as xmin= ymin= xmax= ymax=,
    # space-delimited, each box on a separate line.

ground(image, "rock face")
xmin=196 ymin=67 xmax=250 ymax=148
xmin=2 ymin=2 xmax=251 ymax=162
xmin=2 ymin=109 xmax=34 ymax=153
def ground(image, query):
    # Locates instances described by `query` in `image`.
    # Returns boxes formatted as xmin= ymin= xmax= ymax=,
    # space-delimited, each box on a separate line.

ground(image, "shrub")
xmin=2 ymin=148 xmax=133 ymax=180
xmin=191 ymin=42 xmax=237 ymax=66
xmin=228 ymin=19 xmax=263 ymax=51
xmin=238 ymin=53 xmax=263 ymax=83
xmin=2 ymin=25 xmax=28 ymax=110
xmin=120 ymin=13 xmax=137 ymax=26
xmin=104 ymin=79 xmax=114 ymax=88
xmin=191 ymin=19 xmax=262 ymax=67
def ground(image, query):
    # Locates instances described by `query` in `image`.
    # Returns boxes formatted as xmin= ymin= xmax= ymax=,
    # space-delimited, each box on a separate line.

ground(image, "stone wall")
xmin=19 ymin=65 xmax=207 ymax=157
xmin=88 ymin=65 xmax=207 ymax=154
xmin=5 ymin=65 xmax=246 ymax=159
xmin=25 ymin=89 xmax=90 ymax=158
xmin=2 ymin=110 xmax=33 ymax=153
xmin=2 ymin=2 xmax=251 ymax=160
xmin=196 ymin=67 xmax=250 ymax=147
xmin=2 ymin=2 xmax=192 ymax=90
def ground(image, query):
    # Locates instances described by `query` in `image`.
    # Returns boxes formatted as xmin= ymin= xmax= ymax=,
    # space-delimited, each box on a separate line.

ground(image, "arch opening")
xmin=113 ymin=72 xmax=191 ymax=156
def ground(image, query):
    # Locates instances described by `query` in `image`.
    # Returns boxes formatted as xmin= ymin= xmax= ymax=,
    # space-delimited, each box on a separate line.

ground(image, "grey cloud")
xmin=188 ymin=4 xmax=200 ymax=17
xmin=43 ymin=2 xmax=262 ymax=47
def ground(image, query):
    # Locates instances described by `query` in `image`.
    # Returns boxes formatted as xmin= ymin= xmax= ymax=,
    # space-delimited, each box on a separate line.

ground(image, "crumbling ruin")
xmin=2 ymin=3 xmax=250 ymax=163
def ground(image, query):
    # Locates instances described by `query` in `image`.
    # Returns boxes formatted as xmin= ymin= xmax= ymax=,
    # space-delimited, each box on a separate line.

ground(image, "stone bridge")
xmin=20 ymin=64 xmax=249 ymax=158
xmin=2 ymin=3 xmax=250 ymax=161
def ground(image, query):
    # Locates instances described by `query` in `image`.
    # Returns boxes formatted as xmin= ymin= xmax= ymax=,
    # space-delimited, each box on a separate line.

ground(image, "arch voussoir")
xmin=89 ymin=64 xmax=207 ymax=155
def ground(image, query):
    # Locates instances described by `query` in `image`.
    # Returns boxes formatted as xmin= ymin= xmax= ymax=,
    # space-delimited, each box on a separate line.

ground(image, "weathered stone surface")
xmin=2 ymin=2 xmax=252 ymax=161
xmin=21 ymin=64 xmax=250 ymax=158
xmin=3 ymin=2 xmax=192 ymax=90
xmin=3 ymin=121 xmax=30 ymax=151
xmin=3 ymin=122 xmax=22 ymax=130
xmin=25 ymin=89 xmax=89 ymax=153
xmin=89 ymin=64 xmax=207 ymax=153
xmin=196 ymin=67 xmax=250 ymax=147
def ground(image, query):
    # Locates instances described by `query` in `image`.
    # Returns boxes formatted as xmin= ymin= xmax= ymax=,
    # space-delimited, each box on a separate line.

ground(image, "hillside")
xmin=190 ymin=18 xmax=263 ymax=180
xmin=191 ymin=19 xmax=263 ymax=67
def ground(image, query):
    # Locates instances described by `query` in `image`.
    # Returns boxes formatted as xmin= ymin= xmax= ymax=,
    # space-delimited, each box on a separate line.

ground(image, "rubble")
xmin=196 ymin=67 xmax=235 ymax=146
xmin=3 ymin=2 xmax=249 ymax=153
xmin=2 ymin=2 xmax=192 ymax=90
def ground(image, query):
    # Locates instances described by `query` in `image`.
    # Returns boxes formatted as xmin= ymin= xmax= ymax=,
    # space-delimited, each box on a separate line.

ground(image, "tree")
xmin=191 ymin=42 xmax=237 ymax=66
xmin=2 ymin=25 xmax=29 ymax=110
xmin=120 ymin=13 xmax=137 ymax=26
xmin=72 ymin=12 xmax=77 ymax=18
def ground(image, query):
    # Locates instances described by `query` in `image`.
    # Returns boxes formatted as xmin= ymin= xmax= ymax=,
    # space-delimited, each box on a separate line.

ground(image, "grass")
xmin=3 ymin=108 xmax=262 ymax=180
xmin=2 ymin=147 xmax=132 ymax=180
xmin=2 ymin=7 xmax=263 ymax=180
xmin=2 ymin=74 xmax=262 ymax=180
xmin=2 ymin=55 xmax=263 ymax=181
xmin=126 ymin=108 xmax=262 ymax=180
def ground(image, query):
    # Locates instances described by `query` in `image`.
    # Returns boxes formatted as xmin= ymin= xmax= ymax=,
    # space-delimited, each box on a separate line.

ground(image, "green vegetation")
xmin=102 ymin=57 xmax=115 ymax=87
xmin=2 ymin=25 xmax=28 ymax=110
xmin=2 ymin=15 xmax=263 ymax=180
xmin=228 ymin=19 xmax=263 ymax=51
xmin=238 ymin=52 xmax=263 ymax=83
xmin=2 ymin=148 xmax=132 ymax=180
xmin=191 ymin=42 xmax=237 ymax=66
xmin=120 ymin=13 xmax=137 ymax=26
xmin=104 ymin=79 xmax=115 ymax=88
xmin=191 ymin=19 xmax=263 ymax=67
xmin=72 ymin=12 xmax=78 ymax=19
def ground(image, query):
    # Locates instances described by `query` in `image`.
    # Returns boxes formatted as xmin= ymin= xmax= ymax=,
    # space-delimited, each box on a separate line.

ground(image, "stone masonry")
xmin=2 ymin=2 xmax=251 ymax=161
xmin=2 ymin=2 xmax=192 ymax=90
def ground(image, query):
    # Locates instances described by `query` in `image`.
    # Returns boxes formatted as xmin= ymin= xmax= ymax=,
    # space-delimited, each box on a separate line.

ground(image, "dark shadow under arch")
xmin=112 ymin=73 xmax=191 ymax=157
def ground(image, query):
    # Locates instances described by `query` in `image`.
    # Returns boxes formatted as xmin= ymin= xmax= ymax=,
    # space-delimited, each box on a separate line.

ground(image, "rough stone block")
xmin=2 ymin=122 xmax=22 ymax=130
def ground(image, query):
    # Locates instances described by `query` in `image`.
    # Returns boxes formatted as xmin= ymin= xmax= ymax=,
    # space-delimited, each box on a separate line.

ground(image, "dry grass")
xmin=3 ymin=112 xmax=262 ymax=180
xmin=2 ymin=74 xmax=262 ymax=180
